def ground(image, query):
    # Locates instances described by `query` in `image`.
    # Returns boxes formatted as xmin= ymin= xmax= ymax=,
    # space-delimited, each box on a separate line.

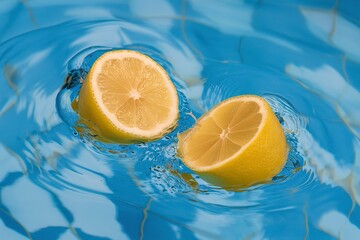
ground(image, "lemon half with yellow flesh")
xmin=177 ymin=95 xmax=288 ymax=187
xmin=78 ymin=50 xmax=179 ymax=143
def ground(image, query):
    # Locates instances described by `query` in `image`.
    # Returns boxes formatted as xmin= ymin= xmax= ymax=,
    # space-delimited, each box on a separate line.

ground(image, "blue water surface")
xmin=0 ymin=0 xmax=360 ymax=239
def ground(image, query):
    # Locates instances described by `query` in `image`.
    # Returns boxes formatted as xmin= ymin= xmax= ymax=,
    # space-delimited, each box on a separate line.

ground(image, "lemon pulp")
xmin=78 ymin=50 xmax=179 ymax=143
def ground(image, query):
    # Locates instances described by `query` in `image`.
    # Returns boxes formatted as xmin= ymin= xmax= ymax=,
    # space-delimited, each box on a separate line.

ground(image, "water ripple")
xmin=1 ymin=1 xmax=360 ymax=239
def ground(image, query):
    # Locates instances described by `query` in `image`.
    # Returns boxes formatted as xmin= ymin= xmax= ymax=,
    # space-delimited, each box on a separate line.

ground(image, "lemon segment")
xmin=78 ymin=50 xmax=179 ymax=143
xmin=177 ymin=95 xmax=288 ymax=187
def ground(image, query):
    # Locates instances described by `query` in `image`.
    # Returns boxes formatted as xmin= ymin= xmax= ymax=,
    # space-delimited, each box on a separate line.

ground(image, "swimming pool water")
xmin=0 ymin=0 xmax=360 ymax=239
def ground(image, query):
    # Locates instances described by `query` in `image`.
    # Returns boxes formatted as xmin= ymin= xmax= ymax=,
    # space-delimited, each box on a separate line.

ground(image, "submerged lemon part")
xmin=78 ymin=50 xmax=179 ymax=143
xmin=177 ymin=95 xmax=288 ymax=187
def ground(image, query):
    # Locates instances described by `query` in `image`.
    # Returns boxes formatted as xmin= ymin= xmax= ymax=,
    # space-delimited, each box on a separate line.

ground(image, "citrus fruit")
xmin=177 ymin=95 xmax=288 ymax=187
xmin=77 ymin=50 xmax=179 ymax=143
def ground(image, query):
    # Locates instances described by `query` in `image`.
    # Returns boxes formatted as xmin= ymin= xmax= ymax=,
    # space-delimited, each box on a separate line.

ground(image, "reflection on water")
xmin=0 ymin=0 xmax=359 ymax=239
